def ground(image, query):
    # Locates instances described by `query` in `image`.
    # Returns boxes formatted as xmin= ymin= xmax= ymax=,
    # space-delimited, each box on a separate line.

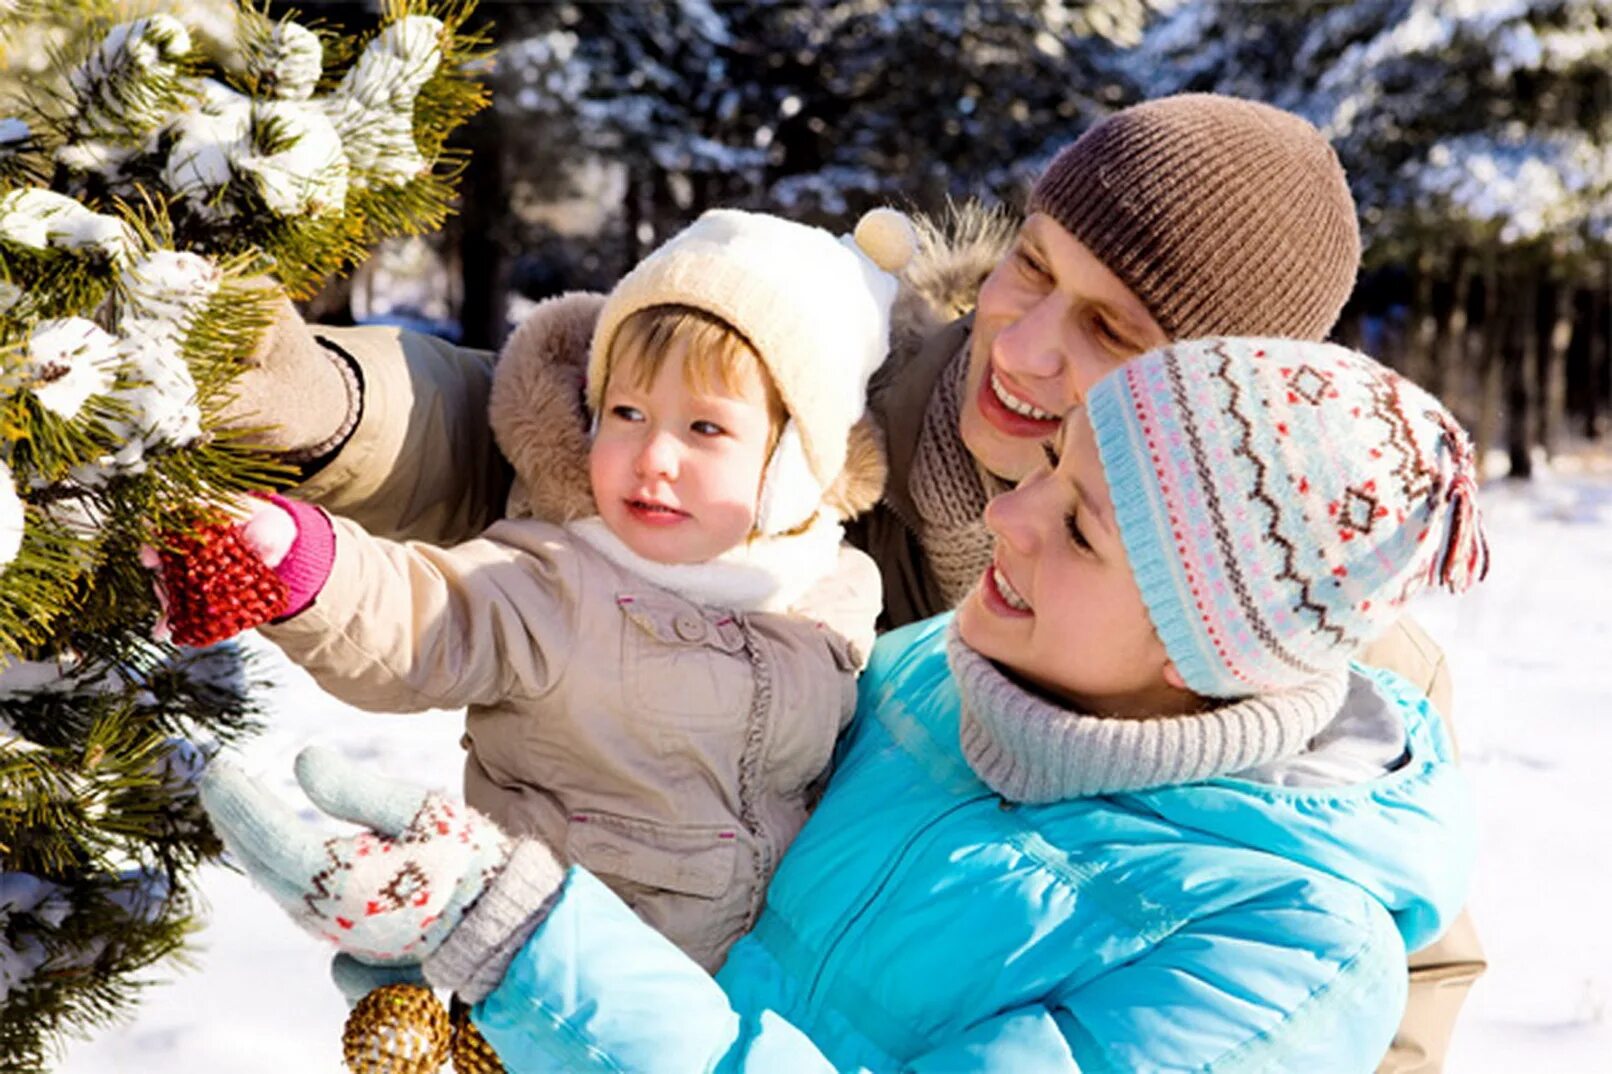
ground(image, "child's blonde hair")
xmin=605 ymin=304 xmax=788 ymax=455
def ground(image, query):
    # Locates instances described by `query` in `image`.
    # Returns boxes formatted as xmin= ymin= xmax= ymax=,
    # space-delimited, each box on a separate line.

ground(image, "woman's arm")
xmin=443 ymin=868 xmax=842 ymax=1074
xmin=1055 ymin=891 xmax=1407 ymax=1073
xmin=446 ymin=866 xmax=1403 ymax=1073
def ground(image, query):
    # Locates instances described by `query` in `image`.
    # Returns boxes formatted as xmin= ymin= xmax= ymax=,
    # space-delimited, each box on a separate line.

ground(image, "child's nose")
xmin=635 ymin=430 xmax=680 ymax=479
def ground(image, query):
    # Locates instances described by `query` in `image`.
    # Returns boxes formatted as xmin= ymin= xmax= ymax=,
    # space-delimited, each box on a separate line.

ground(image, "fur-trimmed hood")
xmin=486 ymin=203 xmax=1015 ymax=526
xmin=488 ymin=291 xmax=605 ymax=525
xmin=888 ymin=201 xmax=1018 ymax=369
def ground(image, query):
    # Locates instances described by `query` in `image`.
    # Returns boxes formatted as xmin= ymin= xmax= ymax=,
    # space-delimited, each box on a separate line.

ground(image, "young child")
xmin=170 ymin=208 xmax=914 ymax=971
xmin=200 ymin=335 xmax=1486 ymax=1072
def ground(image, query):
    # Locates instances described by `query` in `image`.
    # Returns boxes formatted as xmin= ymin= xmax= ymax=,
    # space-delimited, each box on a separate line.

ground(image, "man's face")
xmin=960 ymin=213 xmax=1169 ymax=482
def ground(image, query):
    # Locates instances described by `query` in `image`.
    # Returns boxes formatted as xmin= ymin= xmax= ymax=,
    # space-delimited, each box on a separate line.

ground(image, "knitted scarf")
xmin=944 ymin=623 xmax=1347 ymax=802
xmin=907 ymin=343 xmax=1007 ymax=608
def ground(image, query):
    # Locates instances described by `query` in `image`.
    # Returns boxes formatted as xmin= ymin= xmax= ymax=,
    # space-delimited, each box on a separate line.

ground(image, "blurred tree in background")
xmin=1139 ymin=0 xmax=1612 ymax=475
xmin=291 ymin=1 xmax=1611 ymax=478
xmin=472 ymin=0 xmax=1152 ymax=345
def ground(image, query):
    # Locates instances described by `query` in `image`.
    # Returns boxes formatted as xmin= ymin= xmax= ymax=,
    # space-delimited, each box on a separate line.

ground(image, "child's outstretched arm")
xmin=151 ymin=496 xmax=583 ymax=713
xmin=261 ymin=506 xmax=584 ymax=713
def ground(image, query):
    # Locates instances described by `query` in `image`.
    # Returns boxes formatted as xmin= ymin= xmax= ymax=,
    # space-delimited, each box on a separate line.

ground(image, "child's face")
xmin=955 ymin=407 xmax=1194 ymax=718
xmin=590 ymin=341 xmax=775 ymax=564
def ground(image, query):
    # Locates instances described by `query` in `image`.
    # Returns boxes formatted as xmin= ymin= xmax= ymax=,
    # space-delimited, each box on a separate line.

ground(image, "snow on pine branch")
xmin=1415 ymin=133 xmax=1612 ymax=246
xmin=322 ymin=16 xmax=444 ymax=189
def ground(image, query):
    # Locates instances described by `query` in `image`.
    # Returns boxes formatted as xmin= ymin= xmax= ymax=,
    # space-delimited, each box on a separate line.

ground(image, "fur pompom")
xmin=854 ymin=208 xmax=918 ymax=273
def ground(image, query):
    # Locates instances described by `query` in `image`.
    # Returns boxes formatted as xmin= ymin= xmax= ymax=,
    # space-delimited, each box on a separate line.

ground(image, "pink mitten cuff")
xmin=262 ymin=494 xmax=337 ymax=619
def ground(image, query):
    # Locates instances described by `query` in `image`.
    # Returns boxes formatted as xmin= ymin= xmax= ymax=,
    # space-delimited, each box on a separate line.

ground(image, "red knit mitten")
xmin=154 ymin=517 xmax=290 ymax=647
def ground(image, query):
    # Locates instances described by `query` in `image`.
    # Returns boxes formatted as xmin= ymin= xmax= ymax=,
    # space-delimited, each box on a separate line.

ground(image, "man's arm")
xmin=1359 ymin=618 xmax=1486 ymax=1074
xmin=222 ymin=299 xmax=513 ymax=544
xmin=293 ymin=325 xmax=512 ymax=544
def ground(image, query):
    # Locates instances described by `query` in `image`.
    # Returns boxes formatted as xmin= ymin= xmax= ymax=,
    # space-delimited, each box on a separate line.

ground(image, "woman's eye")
xmin=1066 ymin=511 xmax=1093 ymax=552
xmin=691 ymin=420 xmax=725 ymax=437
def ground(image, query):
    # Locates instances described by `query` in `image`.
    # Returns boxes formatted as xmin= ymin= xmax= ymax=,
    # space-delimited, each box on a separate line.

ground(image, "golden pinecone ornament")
xmin=449 ymin=995 xmax=507 ymax=1074
xmin=343 ymin=983 xmax=452 ymax=1074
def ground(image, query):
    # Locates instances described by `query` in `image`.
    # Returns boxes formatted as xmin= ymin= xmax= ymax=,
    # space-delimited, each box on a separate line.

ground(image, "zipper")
xmin=804 ymin=791 xmax=995 ymax=1009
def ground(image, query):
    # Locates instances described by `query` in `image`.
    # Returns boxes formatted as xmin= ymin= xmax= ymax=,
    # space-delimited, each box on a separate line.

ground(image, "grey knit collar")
xmin=945 ymin=623 xmax=1348 ymax=802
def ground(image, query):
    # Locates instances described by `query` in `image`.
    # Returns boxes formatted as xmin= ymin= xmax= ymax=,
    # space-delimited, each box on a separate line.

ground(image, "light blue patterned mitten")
xmin=198 ymin=745 xmax=511 ymax=966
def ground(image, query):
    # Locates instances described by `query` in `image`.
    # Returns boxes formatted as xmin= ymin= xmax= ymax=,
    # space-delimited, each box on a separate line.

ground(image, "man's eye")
xmin=1018 ymin=249 xmax=1051 ymax=281
xmin=1093 ymin=316 xmax=1127 ymax=349
xmin=691 ymin=420 xmax=725 ymax=437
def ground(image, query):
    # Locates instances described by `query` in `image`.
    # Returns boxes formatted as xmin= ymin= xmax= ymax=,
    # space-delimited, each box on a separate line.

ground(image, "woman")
xmin=201 ymin=335 xmax=1482 ymax=1072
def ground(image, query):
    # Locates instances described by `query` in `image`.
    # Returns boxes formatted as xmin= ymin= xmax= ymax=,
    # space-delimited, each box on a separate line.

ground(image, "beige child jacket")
xmin=264 ymin=294 xmax=886 ymax=971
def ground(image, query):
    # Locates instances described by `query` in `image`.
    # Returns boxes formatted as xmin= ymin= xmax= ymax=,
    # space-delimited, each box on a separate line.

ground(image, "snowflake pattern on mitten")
xmin=301 ymin=794 xmax=509 ymax=962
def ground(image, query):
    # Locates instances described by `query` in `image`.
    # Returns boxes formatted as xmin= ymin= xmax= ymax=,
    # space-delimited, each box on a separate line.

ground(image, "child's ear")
xmin=1162 ymin=661 xmax=1190 ymax=693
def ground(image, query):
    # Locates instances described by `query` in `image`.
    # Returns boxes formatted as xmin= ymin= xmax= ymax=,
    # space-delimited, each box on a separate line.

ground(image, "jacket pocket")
xmin=615 ymin=590 xmax=748 ymax=725
xmin=565 ymin=810 xmax=739 ymax=899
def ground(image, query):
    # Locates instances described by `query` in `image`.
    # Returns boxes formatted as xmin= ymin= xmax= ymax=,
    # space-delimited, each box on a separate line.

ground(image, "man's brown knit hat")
xmin=1028 ymin=94 xmax=1360 ymax=342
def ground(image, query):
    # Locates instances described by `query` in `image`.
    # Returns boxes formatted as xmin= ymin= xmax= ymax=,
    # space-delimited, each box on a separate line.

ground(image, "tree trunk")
xmin=1590 ymin=265 xmax=1611 ymax=440
xmin=458 ymin=109 xmax=508 ymax=349
xmin=1473 ymin=247 xmax=1504 ymax=471
xmin=1539 ymin=278 xmax=1573 ymax=460
xmin=300 ymin=272 xmax=354 ymax=326
xmin=1407 ymin=246 xmax=1437 ymax=388
xmin=1334 ymin=306 xmax=1364 ymax=350
xmin=1505 ymin=270 xmax=1538 ymax=479
xmin=1432 ymin=247 xmax=1472 ymax=408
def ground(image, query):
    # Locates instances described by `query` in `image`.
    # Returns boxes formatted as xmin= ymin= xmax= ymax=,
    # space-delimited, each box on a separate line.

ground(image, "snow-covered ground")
xmin=56 ymin=471 xmax=1612 ymax=1073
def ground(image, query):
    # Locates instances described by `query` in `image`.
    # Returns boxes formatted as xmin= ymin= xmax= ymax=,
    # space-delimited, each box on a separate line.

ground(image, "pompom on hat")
xmin=587 ymin=207 xmax=916 ymax=535
xmin=1086 ymin=338 xmax=1489 ymax=698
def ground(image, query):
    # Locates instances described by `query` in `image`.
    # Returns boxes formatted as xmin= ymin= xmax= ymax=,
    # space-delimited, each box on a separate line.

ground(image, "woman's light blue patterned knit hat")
xmin=1086 ymin=337 xmax=1489 ymax=698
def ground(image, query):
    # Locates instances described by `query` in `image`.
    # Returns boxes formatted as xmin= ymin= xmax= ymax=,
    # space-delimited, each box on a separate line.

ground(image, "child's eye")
xmin=610 ymin=405 xmax=643 ymax=422
xmin=691 ymin=419 xmax=726 ymax=437
xmin=1041 ymin=441 xmax=1059 ymax=469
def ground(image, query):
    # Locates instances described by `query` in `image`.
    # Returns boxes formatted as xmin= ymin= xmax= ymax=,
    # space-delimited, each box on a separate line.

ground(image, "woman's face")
xmin=955 ymin=407 xmax=1196 ymax=718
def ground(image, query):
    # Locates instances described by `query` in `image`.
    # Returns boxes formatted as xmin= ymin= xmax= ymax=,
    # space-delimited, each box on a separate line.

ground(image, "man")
xmin=227 ymin=94 xmax=1481 ymax=1073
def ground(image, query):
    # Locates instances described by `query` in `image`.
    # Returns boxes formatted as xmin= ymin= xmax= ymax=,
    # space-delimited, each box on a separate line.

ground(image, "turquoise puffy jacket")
xmin=472 ymin=615 xmax=1475 ymax=1072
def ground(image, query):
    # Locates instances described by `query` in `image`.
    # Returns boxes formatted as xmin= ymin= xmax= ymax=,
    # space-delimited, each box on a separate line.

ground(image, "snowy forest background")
xmin=0 ymin=0 xmax=1606 ymax=1071
xmin=300 ymin=0 xmax=1612 ymax=481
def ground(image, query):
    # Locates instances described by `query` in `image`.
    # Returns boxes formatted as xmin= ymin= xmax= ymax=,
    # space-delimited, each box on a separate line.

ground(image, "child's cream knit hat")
xmin=586 ymin=207 xmax=915 ymax=534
